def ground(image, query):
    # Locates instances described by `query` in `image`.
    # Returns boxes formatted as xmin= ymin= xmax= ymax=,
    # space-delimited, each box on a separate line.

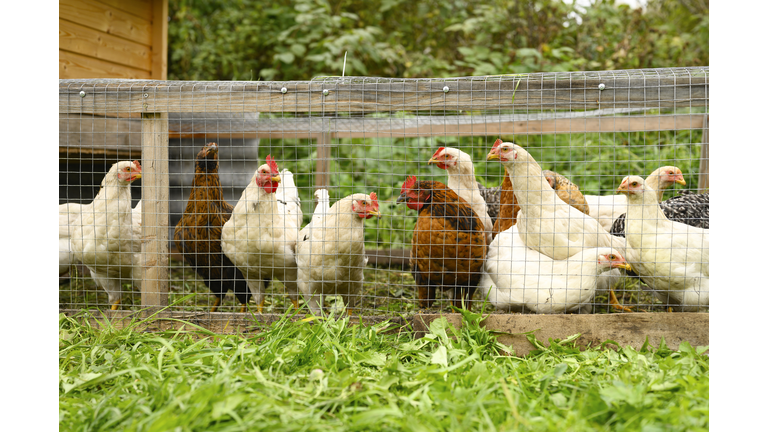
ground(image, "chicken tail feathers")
xmin=276 ymin=169 xmax=303 ymax=225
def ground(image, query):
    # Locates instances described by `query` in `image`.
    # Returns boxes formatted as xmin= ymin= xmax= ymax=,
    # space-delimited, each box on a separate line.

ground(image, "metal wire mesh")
xmin=59 ymin=67 xmax=709 ymax=318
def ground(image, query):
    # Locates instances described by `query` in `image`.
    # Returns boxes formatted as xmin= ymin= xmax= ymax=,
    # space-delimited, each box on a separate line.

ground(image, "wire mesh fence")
xmin=59 ymin=67 xmax=709 ymax=319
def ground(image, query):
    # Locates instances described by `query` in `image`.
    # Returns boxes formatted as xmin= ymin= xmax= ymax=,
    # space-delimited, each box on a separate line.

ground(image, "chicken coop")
xmin=59 ymin=67 xmax=709 ymax=353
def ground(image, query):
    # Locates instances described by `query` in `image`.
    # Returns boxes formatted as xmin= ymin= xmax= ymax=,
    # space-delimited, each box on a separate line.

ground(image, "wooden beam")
xmin=151 ymin=0 xmax=168 ymax=80
xmin=141 ymin=112 xmax=169 ymax=312
xmin=315 ymin=128 xmax=332 ymax=191
xmin=365 ymin=248 xmax=410 ymax=269
xmin=59 ymin=69 xmax=709 ymax=114
xmin=698 ymin=115 xmax=709 ymax=192
xmin=59 ymin=113 xmax=142 ymax=152
xmin=411 ymin=313 xmax=709 ymax=356
xmin=58 ymin=113 xmax=707 ymax=151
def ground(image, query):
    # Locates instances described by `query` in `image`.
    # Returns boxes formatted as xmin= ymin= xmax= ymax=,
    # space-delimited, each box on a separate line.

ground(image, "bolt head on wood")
xmin=443 ymin=86 xmax=450 ymax=93
xmin=322 ymin=89 xmax=329 ymax=96
xmin=281 ymin=87 xmax=288 ymax=94
xmin=598 ymin=83 xmax=606 ymax=91
xmin=79 ymin=91 xmax=86 ymax=98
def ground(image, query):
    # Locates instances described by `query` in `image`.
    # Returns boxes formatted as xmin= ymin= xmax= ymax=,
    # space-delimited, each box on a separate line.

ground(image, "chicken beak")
xmin=616 ymin=183 xmax=628 ymax=194
xmin=396 ymin=193 xmax=407 ymax=204
xmin=427 ymin=157 xmax=438 ymax=165
xmin=368 ymin=209 xmax=382 ymax=219
xmin=132 ymin=173 xmax=142 ymax=181
xmin=486 ymin=152 xmax=500 ymax=161
xmin=615 ymin=262 xmax=633 ymax=272
xmin=271 ymin=174 xmax=281 ymax=183
xmin=675 ymin=177 xmax=686 ymax=186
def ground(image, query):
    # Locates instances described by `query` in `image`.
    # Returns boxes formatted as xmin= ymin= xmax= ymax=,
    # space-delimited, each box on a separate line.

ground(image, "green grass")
xmin=59 ymin=309 xmax=709 ymax=431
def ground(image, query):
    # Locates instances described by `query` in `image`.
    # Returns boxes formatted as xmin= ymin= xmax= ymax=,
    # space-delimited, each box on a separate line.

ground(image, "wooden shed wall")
xmin=59 ymin=0 xmax=167 ymax=79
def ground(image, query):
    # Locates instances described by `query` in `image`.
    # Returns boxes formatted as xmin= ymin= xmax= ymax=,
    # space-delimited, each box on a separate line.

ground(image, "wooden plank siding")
xmin=59 ymin=71 xmax=709 ymax=114
xmin=97 ymin=0 xmax=153 ymax=19
xmin=60 ymin=0 xmax=153 ymax=44
xmin=59 ymin=50 xmax=152 ymax=79
xmin=59 ymin=0 xmax=166 ymax=80
xmin=59 ymin=20 xmax=151 ymax=71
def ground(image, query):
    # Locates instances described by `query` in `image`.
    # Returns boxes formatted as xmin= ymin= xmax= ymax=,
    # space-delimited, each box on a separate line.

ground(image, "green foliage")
xmin=168 ymin=0 xmax=708 ymax=81
xmin=59 ymin=311 xmax=709 ymax=431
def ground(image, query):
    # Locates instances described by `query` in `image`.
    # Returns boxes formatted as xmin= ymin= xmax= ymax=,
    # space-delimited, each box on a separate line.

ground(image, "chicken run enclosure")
xmin=59 ymin=67 xmax=709 ymax=350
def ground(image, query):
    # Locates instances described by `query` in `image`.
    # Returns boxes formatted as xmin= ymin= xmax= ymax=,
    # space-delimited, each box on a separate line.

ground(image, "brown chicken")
xmin=397 ymin=177 xmax=487 ymax=310
xmin=491 ymin=168 xmax=520 ymax=239
xmin=174 ymin=143 xmax=258 ymax=312
xmin=542 ymin=170 xmax=590 ymax=216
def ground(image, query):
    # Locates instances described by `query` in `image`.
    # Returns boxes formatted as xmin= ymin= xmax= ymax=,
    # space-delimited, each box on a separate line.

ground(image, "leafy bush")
xmin=168 ymin=0 xmax=708 ymax=81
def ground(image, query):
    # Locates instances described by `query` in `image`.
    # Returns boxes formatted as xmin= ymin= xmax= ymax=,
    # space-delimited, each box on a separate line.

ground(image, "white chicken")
xmin=220 ymin=156 xmax=303 ymax=313
xmin=486 ymin=141 xmax=626 ymax=260
xmin=585 ymin=166 xmax=686 ymax=231
xmin=483 ymin=225 xmax=632 ymax=313
xmin=59 ymin=200 xmax=143 ymax=276
xmin=617 ymin=176 xmax=709 ymax=311
xmin=296 ymin=192 xmax=381 ymax=315
xmin=69 ymin=160 xmax=143 ymax=309
xmin=428 ymin=147 xmax=493 ymax=244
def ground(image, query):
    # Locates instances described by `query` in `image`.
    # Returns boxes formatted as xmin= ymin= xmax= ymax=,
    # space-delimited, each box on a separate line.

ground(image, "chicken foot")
xmin=609 ymin=290 xmax=634 ymax=313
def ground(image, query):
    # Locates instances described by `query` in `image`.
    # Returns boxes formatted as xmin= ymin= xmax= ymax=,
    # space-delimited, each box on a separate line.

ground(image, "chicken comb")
xmin=369 ymin=192 xmax=379 ymax=208
xmin=491 ymin=138 xmax=504 ymax=149
xmin=265 ymin=155 xmax=279 ymax=173
xmin=132 ymin=160 xmax=142 ymax=171
xmin=431 ymin=147 xmax=445 ymax=158
xmin=401 ymin=176 xmax=418 ymax=194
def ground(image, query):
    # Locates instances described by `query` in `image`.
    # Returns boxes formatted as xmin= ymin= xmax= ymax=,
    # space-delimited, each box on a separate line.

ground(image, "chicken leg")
xmin=210 ymin=297 xmax=222 ymax=313
xmin=609 ymin=290 xmax=634 ymax=313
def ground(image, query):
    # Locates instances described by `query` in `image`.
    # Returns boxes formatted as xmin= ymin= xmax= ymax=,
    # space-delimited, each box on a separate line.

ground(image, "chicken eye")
xmin=632 ymin=182 xmax=637 ymax=186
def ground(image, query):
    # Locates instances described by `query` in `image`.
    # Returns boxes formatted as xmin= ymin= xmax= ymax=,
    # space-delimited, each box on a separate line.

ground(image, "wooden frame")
xmin=59 ymin=67 xmax=710 ymax=312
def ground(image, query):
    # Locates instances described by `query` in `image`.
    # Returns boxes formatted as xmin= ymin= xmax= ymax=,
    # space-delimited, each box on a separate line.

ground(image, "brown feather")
xmin=542 ymin=170 xmax=590 ymax=216
xmin=491 ymin=168 xmax=520 ymax=238
xmin=402 ymin=181 xmax=487 ymax=310
xmin=174 ymin=143 xmax=256 ymax=305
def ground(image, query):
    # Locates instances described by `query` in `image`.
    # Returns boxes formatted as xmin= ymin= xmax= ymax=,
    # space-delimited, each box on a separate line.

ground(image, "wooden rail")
xmin=59 ymin=68 xmax=708 ymax=114
xmin=59 ymin=111 xmax=707 ymax=158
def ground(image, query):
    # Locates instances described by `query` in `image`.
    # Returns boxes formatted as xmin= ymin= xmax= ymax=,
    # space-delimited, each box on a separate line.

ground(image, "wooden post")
xmin=151 ymin=0 xmax=168 ymax=80
xmin=141 ymin=112 xmax=169 ymax=312
xmin=315 ymin=127 xmax=332 ymax=191
xmin=698 ymin=115 xmax=709 ymax=192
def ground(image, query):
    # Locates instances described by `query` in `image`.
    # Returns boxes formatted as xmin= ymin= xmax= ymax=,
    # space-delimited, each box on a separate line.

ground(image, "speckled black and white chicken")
xmin=477 ymin=182 xmax=502 ymax=222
